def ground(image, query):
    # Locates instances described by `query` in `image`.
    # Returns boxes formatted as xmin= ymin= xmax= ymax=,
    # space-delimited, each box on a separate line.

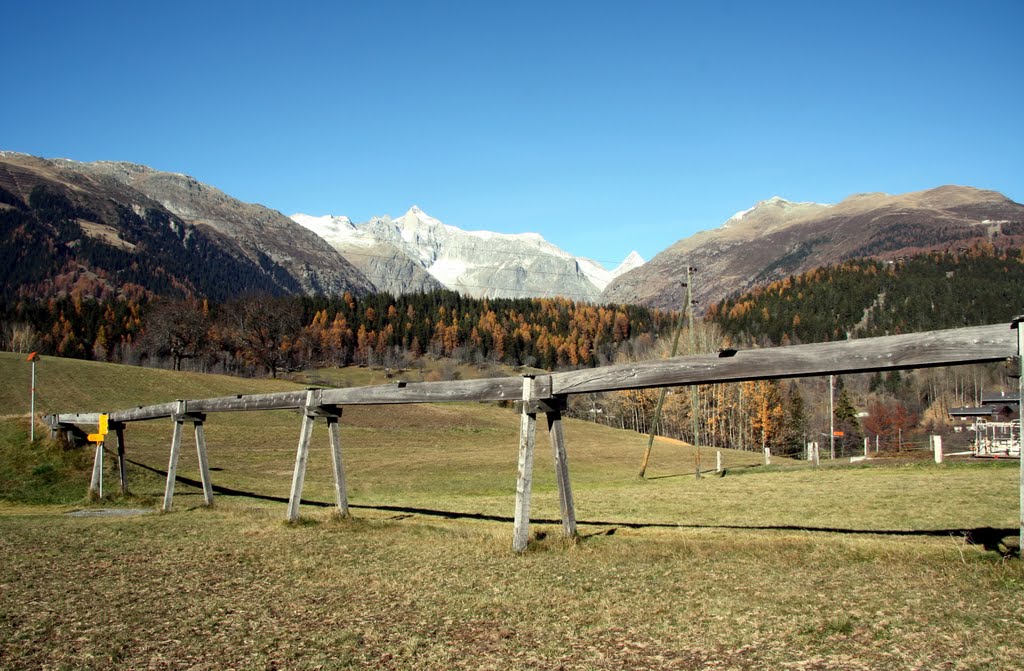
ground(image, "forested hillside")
xmin=708 ymin=244 xmax=1024 ymax=346
xmin=0 ymin=182 xmax=293 ymax=303
xmin=0 ymin=288 xmax=672 ymax=376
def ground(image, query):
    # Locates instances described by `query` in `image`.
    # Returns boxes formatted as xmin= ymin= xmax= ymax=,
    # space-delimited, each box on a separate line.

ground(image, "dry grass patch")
xmin=2 ymin=354 xmax=1022 ymax=668
xmin=1 ymin=506 xmax=1022 ymax=670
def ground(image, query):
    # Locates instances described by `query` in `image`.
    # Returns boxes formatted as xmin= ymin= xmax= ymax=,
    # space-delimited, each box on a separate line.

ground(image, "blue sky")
xmin=4 ymin=1 xmax=1022 ymax=267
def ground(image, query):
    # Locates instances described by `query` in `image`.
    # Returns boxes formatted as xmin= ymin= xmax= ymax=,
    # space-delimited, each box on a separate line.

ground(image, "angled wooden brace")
xmin=162 ymin=401 xmax=212 ymax=512
xmin=286 ymin=389 xmax=347 ymax=523
xmin=538 ymin=394 xmax=577 ymax=541
xmin=513 ymin=377 xmax=576 ymax=553
xmin=110 ymin=422 xmax=128 ymax=495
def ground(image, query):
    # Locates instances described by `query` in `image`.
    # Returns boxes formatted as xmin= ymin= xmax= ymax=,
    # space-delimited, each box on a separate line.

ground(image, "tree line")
xmin=0 ymin=289 xmax=674 ymax=377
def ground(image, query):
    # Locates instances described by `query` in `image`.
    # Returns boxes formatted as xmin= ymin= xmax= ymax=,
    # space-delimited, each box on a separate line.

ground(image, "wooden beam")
xmin=327 ymin=414 xmax=349 ymax=518
xmin=194 ymin=420 xmax=214 ymax=507
xmin=512 ymin=377 xmax=537 ymax=553
xmin=162 ymin=401 xmax=186 ymax=513
xmin=319 ymin=376 xmax=550 ymax=406
xmin=113 ymin=424 xmax=128 ymax=495
xmin=546 ymin=396 xmax=577 ymax=540
xmin=286 ymin=390 xmax=318 ymax=523
xmin=54 ymin=412 xmax=102 ymax=425
xmin=55 ymin=324 xmax=1015 ymax=427
xmin=551 ymin=323 xmax=1016 ymax=396
xmin=1015 ymin=318 xmax=1023 ymax=557
xmin=89 ymin=441 xmax=104 ymax=499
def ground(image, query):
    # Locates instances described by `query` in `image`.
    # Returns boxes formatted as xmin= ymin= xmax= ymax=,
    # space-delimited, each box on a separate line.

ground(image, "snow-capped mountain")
xmin=292 ymin=206 xmax=644 ymax=300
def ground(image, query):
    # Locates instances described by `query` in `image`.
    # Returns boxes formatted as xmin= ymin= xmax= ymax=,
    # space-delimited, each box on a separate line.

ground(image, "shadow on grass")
xmin=127 ymin=458 xmax=1020 ymax=557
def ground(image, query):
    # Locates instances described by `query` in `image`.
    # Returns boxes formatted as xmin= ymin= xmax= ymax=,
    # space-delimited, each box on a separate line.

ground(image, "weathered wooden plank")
xmin=194 ymin=421 xmax=214 ymax=507
xmin=512 ymin=377 xmax=537 ymax=553
xmin=53 ymin=412 xmax=102 ymax=425
xmin=49 ymin=324 xmax=1017 ymax=426
xmin=1016 ymin=320 xmax=1023 ymax=556
xmin=187 ymin=391 xmax=309 ymax=414
xmin=109 ymin=402 xmax=179 ymax=424
xmin=327 ymin=415 xmax=349 ymax=517
xmin=546 ymin=398 xmax=577 ymax=540
xmin=90 ymin=377 xmax=547 ymax=426
xmin=286 ymin=391 xmax=318 ymax=523
xmin=319 ymin=375 xmax=548 ymax=406
xmin=162 ymin=401 xmax=186 ymax=513
xmin=550 ymin=323 xmax=1016 ymax=396
xmin=114 ymin=425 xmax=128 ymax=495
xmin=89 ymin=441 xmax=104 ymax=499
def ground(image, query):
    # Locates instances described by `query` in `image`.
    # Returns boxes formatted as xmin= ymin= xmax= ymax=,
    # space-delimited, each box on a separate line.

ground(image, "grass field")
xmin=1 ymin=352 xmax=1022 ymax=670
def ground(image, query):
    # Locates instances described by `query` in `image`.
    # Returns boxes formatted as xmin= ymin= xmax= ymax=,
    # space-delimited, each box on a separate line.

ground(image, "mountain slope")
xmin=293 ymin=206 xmax=644 ymax=300
xmin=55 ymin=158 xmax=373 ymax=296
xmin=602 ymin=186 xmax=1024 ymax=309
xmin=0 ymin=152 xmax=373 ymax=301
xmin=290 ymin=213 xmax=445 ymax=295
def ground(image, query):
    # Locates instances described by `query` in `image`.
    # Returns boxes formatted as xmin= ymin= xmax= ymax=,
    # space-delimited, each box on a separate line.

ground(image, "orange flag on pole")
xmin=26 ymin=352 xmax=38 ymax=362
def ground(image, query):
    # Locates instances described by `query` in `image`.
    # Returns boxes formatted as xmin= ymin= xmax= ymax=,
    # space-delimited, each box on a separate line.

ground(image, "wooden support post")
xmin=932 ymin=435 xmax=943 ymax=464
xmin=1015 ymin=317 xmax=1023 ymax=557
xmin=326 ymin=413 xmax=349 ymax=518
xmin=763 ymin=446 xmax=771 ymax=465
xmin=113 ymin=424 xmax=128 ymax=495
xmin=287 ymin=390 xmax=318 ymax=523
xmin=545 ymin=396 xmax=576 ymax=540
xmin=162 ymin=401 xmax=186 ymax=513
xmin=194 ymin=419 xmax=214 ymax=506
xmin=89 ymin=440 xmax=104 ymax=499
xmin=716 ymin=450 xmax=722 ymax=473
xmin=513 ymin=377 xmax=538 ymax=553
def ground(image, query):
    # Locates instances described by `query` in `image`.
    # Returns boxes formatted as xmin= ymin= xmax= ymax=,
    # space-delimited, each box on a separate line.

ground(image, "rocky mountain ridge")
xmin=292 ymin=206 xmax=644 ymax=300
xmin=601 ymin=185 xmax=1024 ymax=310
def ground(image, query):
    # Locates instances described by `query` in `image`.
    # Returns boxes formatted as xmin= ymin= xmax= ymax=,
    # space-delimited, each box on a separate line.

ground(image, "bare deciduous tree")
xmin=223 ymin=296 xmax=302 ymax=378
xmin=142 ymin=300 xmax=210 ymax=371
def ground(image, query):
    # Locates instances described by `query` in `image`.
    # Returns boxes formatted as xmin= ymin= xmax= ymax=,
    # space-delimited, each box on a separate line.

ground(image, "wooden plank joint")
xmin=525 ymin=394 xmax=567 ymax=415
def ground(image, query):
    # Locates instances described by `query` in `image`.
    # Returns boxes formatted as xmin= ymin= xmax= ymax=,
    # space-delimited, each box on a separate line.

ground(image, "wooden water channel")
xmin=48 ymin=321 xmax=1024 ymax=553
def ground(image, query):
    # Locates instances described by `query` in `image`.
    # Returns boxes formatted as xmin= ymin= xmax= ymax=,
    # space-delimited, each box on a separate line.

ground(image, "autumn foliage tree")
xmin=862 ymin=400 xmax=918 ymax=451
xmin=223 ymin=296 xmax=302 ymax=378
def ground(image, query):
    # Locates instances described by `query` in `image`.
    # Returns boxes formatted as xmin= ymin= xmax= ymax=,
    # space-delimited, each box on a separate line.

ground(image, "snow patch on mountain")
xmin=723 ymin=196 xmax=829 ymax=228
xmin=291 ymin=206 xmax=645 ymax=300
xmin=577 ymin=250 xmax=645 ymax=291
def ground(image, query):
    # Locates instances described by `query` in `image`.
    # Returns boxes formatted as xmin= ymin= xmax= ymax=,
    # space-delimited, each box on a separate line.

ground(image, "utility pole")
xmin=829 ymin=374 xmax=835 ymax=460
xmin=638 ymin=276 xmax=689 ymax=479
xmin=1014 ymin=315 xmax=1023 ymax=557
xmin=688 ymin=268 xmax=701 ymax=479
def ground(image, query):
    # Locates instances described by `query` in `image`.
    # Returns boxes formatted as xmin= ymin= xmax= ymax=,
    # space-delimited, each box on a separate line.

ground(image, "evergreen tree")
xmin=782 ymin=381 xmax=808 ymax=457
xmin=833 ymin=377 xmax=862 ymax=455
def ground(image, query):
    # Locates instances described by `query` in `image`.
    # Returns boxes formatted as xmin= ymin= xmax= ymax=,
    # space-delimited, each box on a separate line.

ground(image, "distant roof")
xmin=981 ymin=392 xmax=1020 ymax=405
xmin=949 ymin=406 xmax=1003 ymax=417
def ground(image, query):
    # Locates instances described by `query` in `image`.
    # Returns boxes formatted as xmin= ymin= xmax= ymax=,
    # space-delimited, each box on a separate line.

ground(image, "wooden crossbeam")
xmin=48 ymin=324 xmax=1016 ymax=428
